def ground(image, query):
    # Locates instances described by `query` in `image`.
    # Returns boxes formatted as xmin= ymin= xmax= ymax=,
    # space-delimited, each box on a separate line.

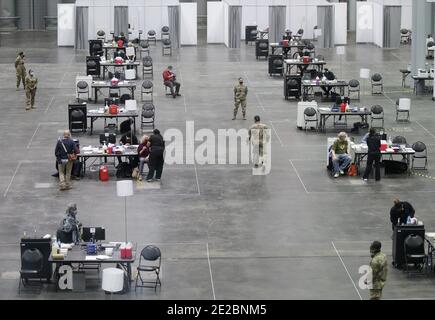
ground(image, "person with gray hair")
xmin=54 ymin=130 xmax=78 ymax=191
xmin=162 ymin=65 xmax=181 ymax=98
xmin=56 ymin=203 xmax=82 ymax=243
xmin=331 ymin=131 xmax=352 ymax=178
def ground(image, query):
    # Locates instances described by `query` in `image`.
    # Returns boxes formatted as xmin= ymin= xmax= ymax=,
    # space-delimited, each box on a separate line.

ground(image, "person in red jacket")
xmin=163 ymin=65 xmax=181 ymax=98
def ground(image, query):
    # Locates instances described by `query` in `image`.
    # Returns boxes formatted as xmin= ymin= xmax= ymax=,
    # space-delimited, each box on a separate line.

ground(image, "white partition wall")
xmin=223 ymin=1 xmax=229 ymax=47
xmin=58 ymin=3 xmax=75 ymax=46
xmin=180 ymin=3 xmax=197 ymax=45
xmin=207 ymin=1 xmax=224 ymax=43
xmin=333 ymin=3 xmax=347 ymax=45
xmin=373 ymin=2 xmax=383 ymax=47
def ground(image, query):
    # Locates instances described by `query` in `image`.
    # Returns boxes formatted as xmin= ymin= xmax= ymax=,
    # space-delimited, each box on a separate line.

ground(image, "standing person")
xmin=15 ymin=52 xmax=26 ymax=90
xmin=367 ymin=241 xmax=388 ymax=300
xmin=146 ymin=129 xmax=165 ymax=182
xmin=55 ymin=130 xmax=77 ymax=191
xmin=389 ymin=198 xmax=415 ymax=231
xmin=331 ymin=132 xmax=352 ymax=178
xmin=56 ymin=203 xmax=82 ymax=244
xmin=233 ymin=77 xmax=248 ymax=120
xmin=249 ymin=115 xmax=270 ymax=168
xmin=137 ymin=134 xmax=150 ymax=181
xmin=363 ymin=128 xmax=381 ymax=182
xmin=25 ymin=69 xmax=38 ymax=110
xmin=163 ymin=65 xmax=181 ymax=98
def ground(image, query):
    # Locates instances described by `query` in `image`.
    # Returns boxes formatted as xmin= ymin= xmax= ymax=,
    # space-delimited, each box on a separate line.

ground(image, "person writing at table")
xmin=362 ymin=128 xmax=381 ymax=182
xmin=390 ymin=198 xmax=415 ymax=231
xmin=331 ymin=132 xmax=352 ymax=178
xmin=320 ymin=68 xmax=336 ymax=97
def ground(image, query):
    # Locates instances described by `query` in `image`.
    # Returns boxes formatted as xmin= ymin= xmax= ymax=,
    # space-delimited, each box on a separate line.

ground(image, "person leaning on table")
xmin=331 ymin=132 xmax=352 ymax=178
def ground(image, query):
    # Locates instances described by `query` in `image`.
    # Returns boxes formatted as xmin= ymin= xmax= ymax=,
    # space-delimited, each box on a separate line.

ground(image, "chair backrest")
xmin=412 ymin=141 xmax=426 ymax=153
xmin=97 ymin=30 xmax=105 ymax=37
xmin=287 ymin=79 xmax=299 ymax=88
xmin=114 ymin=71 xmax=121 ymax=79
xmin=398 ymin=98 xmax=411 ymax=111
xmin=126 ymin=47 xmax=135 ymax=57
xmin=306 ymin=43 xmax=315 ymax=50
xmin=316 ymin=55 xmax=325 ymax=61
xmin=259 ymin=42 xmax=268 ymax=49
xmin=371 ymin=105 xmax=383 ymax=115
xmin=349 ymin=79 xmax=360 ymax=88
xmin=120 ymin=93 xmax=132 ymax=104
xmin=140 ymin=245 xmax=161 ymax=263
xmin=142 ymin=102 xmax=155 ymax=111
xmin=162 ymin=39 xmax=171 ymax=46
xmin=161 ymin=26 xmax=169 ymax=33
xmin=428 ymin=41 xmax=435 ymax=48
xmin=400 ymin=28 xmax=408 ymax=35
xmin=140 ymin=40 xmax=149 ymax=49
xmin=87 ymin=60 xmax=97 ymax=68
xmin=77 ymin=81 xmax=88 ymax=89
xmin=404 ymin=234 xmax=425 ymax=255
xmin=148 ymin=30 xmax=156 ymax=36
xmin=371 ymin=73 xmax=382 ymax=82
xmin=125 ymin=100 xmax=137 ymax=111
xmin=392 ymin=135 xmax=407 ymax=144
xmin=297 ymin=28 xmax=304 ymax=35
xmin=21 ymin=248 xmax=43 ymax=272
xmin=304 ymin=107 xmax=317 ymax=117
xmin=142 ymin=80 xmax=153 ymax=89
xmin=273 ymin=58 xmax=283 ymax=67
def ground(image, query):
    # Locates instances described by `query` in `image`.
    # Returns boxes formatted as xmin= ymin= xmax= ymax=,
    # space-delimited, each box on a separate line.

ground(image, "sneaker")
xmin=146 ymin=179 xmax=153 ymax=182
xmin=254 ymin=164 xmax=259 ymax=168
xmin=155 ymin=179 xmax=161 ymax=182
xmin=363 ymin=178 xmax=368 ymax=181
xmin=243 ymin=117 xmax=246 ymax=120
xmin=16 ymin=88 xmax=19 ymax=91
xmin=25 ymin=107 xmax=30 ymax=111
xmin=334 ymin=173 xmax=339 ymax=178
xmin=232 ymin=117 xmax=236 ymax=120
xmin=339 ymin=169 xmax=344 ymax=175
xmin=173 ymin=95 xmax=176 ymax=99
xmin=138 ymin=176 xmax=142 ymax=181
xmin=176 ymin=93 xmax=181 ymax=96
xmin=31 ymin=106 xmax=36 ymax=109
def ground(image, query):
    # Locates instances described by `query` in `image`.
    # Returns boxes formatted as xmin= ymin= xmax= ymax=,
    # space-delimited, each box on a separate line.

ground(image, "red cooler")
xmin=109 ymin=104 xmax=118 ymax=115
xmin=99 ymin=165 xmax=109 ymax=181
xmin=380 ymin=140 xmax=388 ymax=152
xmin=303 ymin=56 xmax=310 ymax=63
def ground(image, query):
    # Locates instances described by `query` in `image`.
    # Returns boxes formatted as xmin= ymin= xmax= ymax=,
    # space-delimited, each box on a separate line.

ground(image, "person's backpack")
xmin=116 ymin=162 xmax=133 ymax=179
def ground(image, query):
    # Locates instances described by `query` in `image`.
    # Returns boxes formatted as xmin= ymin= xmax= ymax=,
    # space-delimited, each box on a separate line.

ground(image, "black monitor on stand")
xmin=81 ymin=227 xmax=106 ymax=243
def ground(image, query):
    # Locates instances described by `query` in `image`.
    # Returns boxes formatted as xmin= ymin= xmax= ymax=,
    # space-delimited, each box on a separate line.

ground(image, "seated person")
xmin=117 ymin=131 xmax=139 ymax=167
xmin=320 ymin=68 xmax=336 ymax=97
xmin=390 ymin=198 xmax=415 ymax=231
xmin=56 ymin=203 xmax=82 ymax=244
xmin=163 ymin=65 xmax=181 ymax=98
xmin=114 ymin=50 xmax=127 ymax=60
xmin=283 ymin=30 xmax=292 ymax=41
xmin=120 ymin=118 xmax=133 ymax=135
xmin=331 ymin=132 xmax=352 ymax=178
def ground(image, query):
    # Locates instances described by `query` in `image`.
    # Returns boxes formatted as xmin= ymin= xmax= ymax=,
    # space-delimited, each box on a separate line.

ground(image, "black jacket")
xmin=149 ymin=134 xmax=165 ymax=152
xmin=367 ymin=134 xmax=381 ymax=154
xmin=390 ymin=201 xmax=415 ymax=225
xmin=120 ymin=132 xmax=138 ymax=145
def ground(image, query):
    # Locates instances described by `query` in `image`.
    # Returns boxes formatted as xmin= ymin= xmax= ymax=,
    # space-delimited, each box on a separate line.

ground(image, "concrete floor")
xmin=1 ymin=31 xmax=435 ymax=300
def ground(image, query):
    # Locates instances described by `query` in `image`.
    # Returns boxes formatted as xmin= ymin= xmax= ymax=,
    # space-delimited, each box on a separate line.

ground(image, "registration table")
xmin=91 ymin=80 xmax=136 ymax=103
xmin=49 ymin=243 xmax=136 ymax=292
xmin=301 ymin=79 xmax=348 ymax=99
xmin=412 ymin=75 xmax=433 ymax=95
xmin=102 ymin=43 xmax=137 ymax=59
xmin=100 ymin=61 xmax=140 ymax=79
xmin=87 ymin=108 xmax=138 ymax=135
xmin=351 ymin=144 xmax=415 ymax=174
xmin=318 ymin=107 xmax=371 ymax=132
xmin=77 ymin=145 xmax=138 ymax=175
xmin=284 ymin=59 xmax=326 ymax=75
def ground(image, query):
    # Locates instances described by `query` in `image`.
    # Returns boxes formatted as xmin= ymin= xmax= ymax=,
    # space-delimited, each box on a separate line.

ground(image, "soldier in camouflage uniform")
xmin=25 ymin=70 xmax=38 ymax=110
xmin=368 ymin=241 xmax=388 ymax=300
xmin=233 ymin=77 xmax=248 ymax=120
xmin=249 ymin=115 xmax=270 ymax=168
xmin=15 ymin=52 xmax=26 ymax=90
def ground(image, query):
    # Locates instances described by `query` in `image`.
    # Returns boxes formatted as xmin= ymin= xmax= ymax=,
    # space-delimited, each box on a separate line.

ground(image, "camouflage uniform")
xmin=249 ymin=122 xmax=270 ymax=167
xmin=369 ymin=252 xmax=388 ymax=300
xmin=233 ymin=83 xmax=248 ymax=119
xmin=25 ymin=74 xmax=38 ymax=110
xmin=15 ymin=55 xmax=26 ymax=89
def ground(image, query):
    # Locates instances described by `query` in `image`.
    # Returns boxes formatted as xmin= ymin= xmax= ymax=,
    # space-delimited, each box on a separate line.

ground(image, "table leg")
xmin=90 ymin=117 xmax=94 ymax=135
xmin=131 ymin=88 xmax=135 ymax=100
xmin=133 ymin=118 xmax=136 ymax=135
xmin=94 ymin=87 xmax=98 ymax=104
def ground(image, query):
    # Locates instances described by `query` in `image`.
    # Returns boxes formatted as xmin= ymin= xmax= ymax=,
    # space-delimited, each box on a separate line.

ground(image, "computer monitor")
xmin=81 ymin=227 xmax=106 ymax=242
xmin=100 ymin=133 xmax=116 ymax=144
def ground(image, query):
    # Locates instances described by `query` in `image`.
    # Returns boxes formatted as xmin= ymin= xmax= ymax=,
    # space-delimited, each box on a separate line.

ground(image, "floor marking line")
xmin=206 ymin=243 xmax=216 ymax=300
xmin=331 ymin=241 xmax=363 ymax=301
xmin=382 ymin=92 xmax=395 ymax=104
xmin=44 ymin=96 xmax=55 ymax=114
xmin=4 ymin=162 xmax=21 ymax=198
xmin=269 ymin=122 xmax=284 ymax=147
xmin=289 ymin=160 xmax=309 ymax=194
xmin=27 ymin=123 xmax=41 ymax=149
xmin=194 ymin=163 xmax=201 ymax=196
xmin=415 ymin=120 xmax=435 ymax=139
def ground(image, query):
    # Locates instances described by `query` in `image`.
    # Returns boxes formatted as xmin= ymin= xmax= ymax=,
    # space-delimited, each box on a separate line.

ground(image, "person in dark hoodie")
xmin=363 ymin=128 xmax=381 ymax=182
xmin=146 ymin=129 xmax=165 ymax=182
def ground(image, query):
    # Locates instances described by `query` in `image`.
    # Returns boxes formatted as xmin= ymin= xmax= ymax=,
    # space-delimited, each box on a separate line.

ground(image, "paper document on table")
xmin=85 ymin=256 xmax=98 ymax=261
xmin=96 ymin=255 xmax=111 ymax=260
xmin=319 ymin=108 xmax=330 ymax=111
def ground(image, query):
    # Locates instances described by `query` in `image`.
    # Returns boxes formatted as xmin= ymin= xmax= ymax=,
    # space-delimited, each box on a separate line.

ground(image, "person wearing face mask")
xmin=15 ymin=52 xmax=26 ymax=90
xmin=25 ymin=69 xmax=38 ymax=110
xmin=233 ymin=77 xmax=248 ymax=120
xmin=366 ymin=241 xmax=388 ymax=300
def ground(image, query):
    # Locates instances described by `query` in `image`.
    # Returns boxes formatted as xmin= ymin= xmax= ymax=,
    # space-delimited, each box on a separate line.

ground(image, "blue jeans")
xmin=333 ymin=154 xmax=351 ymax=174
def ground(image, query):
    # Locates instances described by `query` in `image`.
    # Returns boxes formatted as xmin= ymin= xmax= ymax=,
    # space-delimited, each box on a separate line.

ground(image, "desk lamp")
xmin=116 ymin=180 xmax=134 ymax=244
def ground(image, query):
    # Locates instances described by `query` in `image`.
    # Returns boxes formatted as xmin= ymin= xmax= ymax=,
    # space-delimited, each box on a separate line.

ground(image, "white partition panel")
xmin=373 ymin=2 xmax=383 ymax=47
xmin=145 ymin=6 xmax=163 ymax=38
xmin=356 ymin=1 xmax=374 ymax=43
xmin=58 ymin=3 xmax=75 ymax=46
xmin=333 ymin=3 xmax=347 ymax=45
xmin=223 ymin=1 xmax=229 ymax=47
xmin=256 ymin=6 xmax=268 ymax=30
xmin=241 ymin=5 xmax=257 ymax=40
xmin=207 ymin=1 xmax=224 ymax=43
xmin=180 ymin=3 xmax=197 ymax=45
xmin=88 ymin=5 xmax=112 ymax=40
